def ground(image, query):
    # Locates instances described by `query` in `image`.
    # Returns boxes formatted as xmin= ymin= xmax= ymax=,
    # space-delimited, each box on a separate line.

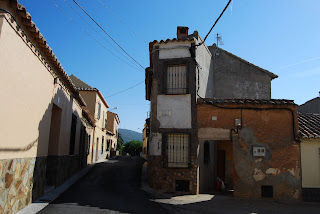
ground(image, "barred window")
xmin=167 ymin=65 xmax=187 ymax=94
xmin=167 ymin=134 xmax=189 ymax=168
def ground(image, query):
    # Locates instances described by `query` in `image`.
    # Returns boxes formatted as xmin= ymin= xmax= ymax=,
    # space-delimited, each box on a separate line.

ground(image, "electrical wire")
xmin=62 ymin=0 xmax=142 ymax=71
xmin=197 ymin=0 xmax=232 ymax=46
xmin=72 ymin=0 xmax=145 ymax=70
xmin=106 ymin=80 xmax=144 ymax=98
xmin=48 ymin=0 xmax=142 ymax=72
xmin=97 ymin=0 xmax=147 ymax=44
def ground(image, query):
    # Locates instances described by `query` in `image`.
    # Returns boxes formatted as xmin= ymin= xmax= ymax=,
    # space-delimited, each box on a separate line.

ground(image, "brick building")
xmin=145 ymin=27 xmax=301 ymax=199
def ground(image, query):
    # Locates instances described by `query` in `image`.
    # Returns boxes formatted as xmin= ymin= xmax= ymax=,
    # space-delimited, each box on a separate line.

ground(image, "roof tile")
xmin=298 ymin=113 xmax=320 ymax=139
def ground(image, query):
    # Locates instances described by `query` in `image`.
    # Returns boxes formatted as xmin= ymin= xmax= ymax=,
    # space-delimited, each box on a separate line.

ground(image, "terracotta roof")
xmin=209 ymin=44 xmax=278 ymax=80
xmin=298 ymin=113 xmax=320 ymax=139
xmin=2 ymin=1 xmax=86 ymax=106
xmin=152 ymin=37 xmax=196 ymax=45
xmin=198 ymin=98 xmax=295 ymax=106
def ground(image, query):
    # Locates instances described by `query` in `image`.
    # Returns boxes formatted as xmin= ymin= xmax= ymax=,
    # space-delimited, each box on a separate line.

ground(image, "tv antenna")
xmin=217 ymin=33 xmax=224 ymax=48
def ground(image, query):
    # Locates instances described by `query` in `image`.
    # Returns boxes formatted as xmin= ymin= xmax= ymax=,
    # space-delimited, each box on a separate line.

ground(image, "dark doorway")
xmin=217 ymin=150 xmax=225 ymax=182
xmin=46 ymin=104 xmax=62 ymax=186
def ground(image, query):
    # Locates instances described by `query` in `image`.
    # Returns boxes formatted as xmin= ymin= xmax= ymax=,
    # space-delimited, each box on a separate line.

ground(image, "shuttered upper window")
xmin=167 ymin=134 xmax=189 ymax=168
xmin=166 ymin=65 xmax=187 ymax=94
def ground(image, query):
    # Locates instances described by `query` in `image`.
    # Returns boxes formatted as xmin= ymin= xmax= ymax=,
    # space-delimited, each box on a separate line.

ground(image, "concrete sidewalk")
xmin=17 ymin=159 xmax=108 ymax=214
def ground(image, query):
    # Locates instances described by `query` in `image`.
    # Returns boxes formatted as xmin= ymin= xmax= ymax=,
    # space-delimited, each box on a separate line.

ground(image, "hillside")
xmin=119 ymin=129 xmax=143 ymax=143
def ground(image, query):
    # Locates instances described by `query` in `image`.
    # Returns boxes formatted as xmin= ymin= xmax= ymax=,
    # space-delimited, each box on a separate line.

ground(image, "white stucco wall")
xmin=195 ymin=40 xmax=213 ymax=98
xmin=157 ymin=95 xmax=191 ymax=129
xmin=158 ymin=41 xmax=191 ymax=59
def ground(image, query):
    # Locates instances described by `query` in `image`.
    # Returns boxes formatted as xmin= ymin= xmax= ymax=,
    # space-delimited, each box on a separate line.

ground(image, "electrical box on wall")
xmin=253 ymin=146 xmax=266 ymax=157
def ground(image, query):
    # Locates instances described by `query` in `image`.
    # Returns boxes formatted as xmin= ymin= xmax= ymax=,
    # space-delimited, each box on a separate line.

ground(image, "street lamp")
xmin=109 ymin=107 xmax=118 ymax=111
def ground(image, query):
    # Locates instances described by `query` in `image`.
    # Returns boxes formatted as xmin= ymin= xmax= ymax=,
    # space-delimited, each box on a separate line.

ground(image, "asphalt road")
xmin=39 ymin=156 xmax=167 ymax=214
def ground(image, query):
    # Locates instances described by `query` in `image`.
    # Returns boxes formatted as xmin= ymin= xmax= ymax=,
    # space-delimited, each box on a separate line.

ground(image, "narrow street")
xmin=38 ymin=156 xmax=320 ymax=214
xmin=39 ymin=156 xmax=166 ymax=214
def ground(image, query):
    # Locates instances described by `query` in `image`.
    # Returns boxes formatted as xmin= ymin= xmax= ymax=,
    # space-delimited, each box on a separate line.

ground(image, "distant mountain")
xmin=119 ymin=129 xmax=143 ymax=143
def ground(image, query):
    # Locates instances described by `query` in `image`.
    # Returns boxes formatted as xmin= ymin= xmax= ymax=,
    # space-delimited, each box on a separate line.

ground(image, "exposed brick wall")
xmin=197 ymin=103 xmax=301 ymax=200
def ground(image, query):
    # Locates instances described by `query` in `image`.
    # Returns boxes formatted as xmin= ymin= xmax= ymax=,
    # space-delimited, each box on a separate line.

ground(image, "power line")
xmin=72 ymin=0 xmax=146 ymax=70
xmin=97 ymin=0 xmax=147 ymax=44
xmin=106 ymin=80 xmax=144 ymax=98
xmin=62 ymin=0 xmax=142 ymax=71
xmin=198 ymin=0 xmax=232 ymax=46
xmin=48 ymin=0 xmax=142 ymax=72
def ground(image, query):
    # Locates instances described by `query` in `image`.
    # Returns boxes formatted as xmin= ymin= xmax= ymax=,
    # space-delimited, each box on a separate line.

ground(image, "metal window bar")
xmin=167 ymin=65 xmax=187 ymax=94
xmin=167 ymin=134 xmax=189 ymax=167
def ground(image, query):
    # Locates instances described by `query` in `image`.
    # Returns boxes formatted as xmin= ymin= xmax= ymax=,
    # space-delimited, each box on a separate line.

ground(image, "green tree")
xmin=123 ymin=140 xmax=142 ymax=156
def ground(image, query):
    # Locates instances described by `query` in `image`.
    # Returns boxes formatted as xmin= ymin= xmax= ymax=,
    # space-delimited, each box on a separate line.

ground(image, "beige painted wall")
xmin=0 ymin=15 xmax=54 ymax=159
xmin=0 ymin=13 xmax=86 ymax=159
xmin=79 ymin=91 xmax=96 ymax=117
xmin=107 ymin=112 xmax=119 ymax=150
xmin=52 ymin=84 xmax=83 ymax=155
xmin=83 ymin=92 xmax=109 ymax=162
xmin=301 ymin=139 xmax=320 ymax=188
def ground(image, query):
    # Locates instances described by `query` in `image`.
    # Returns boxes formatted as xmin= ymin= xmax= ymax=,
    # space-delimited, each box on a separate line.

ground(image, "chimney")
xmin=177 ymin=26 xmax=189 ymax=39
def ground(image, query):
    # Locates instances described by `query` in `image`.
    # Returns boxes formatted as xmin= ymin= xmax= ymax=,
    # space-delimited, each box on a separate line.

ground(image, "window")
xmin=97 ymin=102 xmax=101 ymax=119
xmin=105 ymin=119 xmax=107 ymax=129
xmin=166 ymin=134 xmax=189 ymax=167
xmin=101 ymin=136 xmax=104 ymax=154
xmin=166 ymin=65 xmax=187 ymax=94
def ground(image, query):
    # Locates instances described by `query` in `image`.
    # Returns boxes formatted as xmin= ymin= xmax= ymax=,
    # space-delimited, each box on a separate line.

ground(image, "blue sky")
xmin=18 ymin=0 xmax=320 ymax=132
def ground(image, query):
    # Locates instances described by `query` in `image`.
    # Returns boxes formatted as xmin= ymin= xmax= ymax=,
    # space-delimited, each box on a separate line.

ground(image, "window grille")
xmin=167 ymin=134 xmax=189 ymax=167
xmin=167 ymin=65 xmax=187 ymax=94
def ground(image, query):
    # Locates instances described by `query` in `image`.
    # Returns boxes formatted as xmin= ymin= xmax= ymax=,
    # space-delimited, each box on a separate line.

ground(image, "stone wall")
xmin=0 ymin=157 xmax=46 ymax=214
xmin=148 ymin=155 xmax=198 ymax=194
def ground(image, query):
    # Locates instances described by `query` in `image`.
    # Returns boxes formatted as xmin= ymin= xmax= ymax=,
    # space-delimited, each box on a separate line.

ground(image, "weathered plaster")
xmin=149 ymin=133 xmax=162 ymax=156
xmin=157 ymin=95 xmax=191 ymax=129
